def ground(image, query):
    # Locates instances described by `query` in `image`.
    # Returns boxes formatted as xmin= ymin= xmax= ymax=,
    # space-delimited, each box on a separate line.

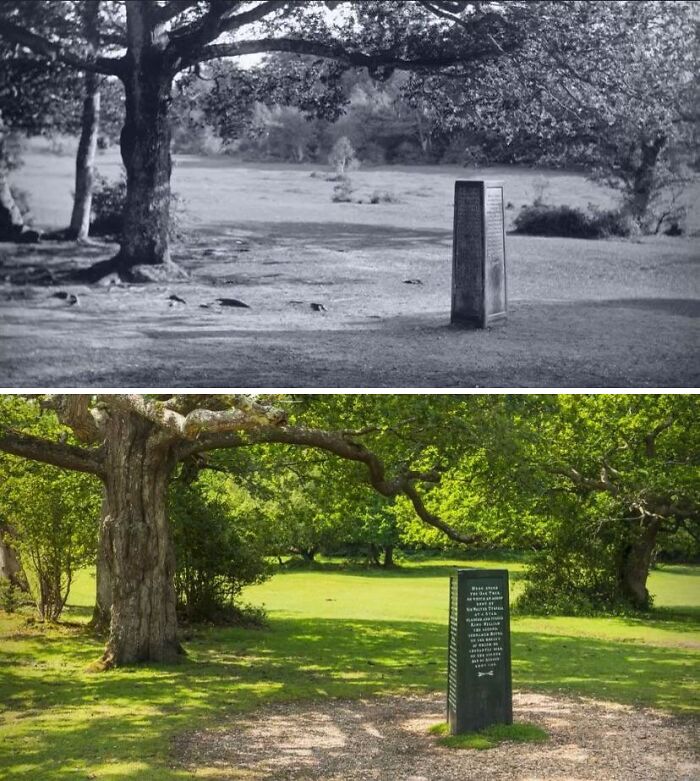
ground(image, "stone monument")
xmin=451 ymin=180 xmax=507 ymax=328
xmin=447 ymin=568 xmax=513 ymax=734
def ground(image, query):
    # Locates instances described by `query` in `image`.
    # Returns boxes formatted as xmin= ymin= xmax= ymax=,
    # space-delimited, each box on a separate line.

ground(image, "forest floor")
xmin=0 ymin=558 xmax=698 ymax=780
xmin=172 ymin=691 xmax=699 ymax=781
xmin=1 ymin=150 xmax=698 ymax=387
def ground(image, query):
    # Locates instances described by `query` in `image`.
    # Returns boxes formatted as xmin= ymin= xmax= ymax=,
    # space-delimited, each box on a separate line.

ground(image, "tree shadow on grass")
xmin=195 ymin=220 xmax=453 ymax=252
xmin=0 ymin=616 xmax=697 ymax=779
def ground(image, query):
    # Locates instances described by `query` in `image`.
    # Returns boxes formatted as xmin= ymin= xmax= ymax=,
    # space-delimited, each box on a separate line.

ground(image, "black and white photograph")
xmin=0 ymin=0 xmax=697 ymax=386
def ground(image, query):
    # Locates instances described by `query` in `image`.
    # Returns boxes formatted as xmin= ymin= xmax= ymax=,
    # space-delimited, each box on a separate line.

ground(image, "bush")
xmin=90 ymin=172 xmax=187 ymax=239
xmin=0 ymin=467 xmax=100 ymax=622
xmin=514 ymin=507 xmax=647 ymax=616
xmin=369 ymin=189 xmax=399 ymax=204
xmin=0 ymin=580 xmax=19 ymax=613
xmin=513 ymin=203 xmax=635 ymax=239
xmin=331 ymin=175 xmax=354 ymax=203
xmin=90 ymin=174 xmax=126 ymax=236
xmin=170 ymin=476 xmax=270 ymax=624
xmin=10 ymin=186 xmax=32 ymax=223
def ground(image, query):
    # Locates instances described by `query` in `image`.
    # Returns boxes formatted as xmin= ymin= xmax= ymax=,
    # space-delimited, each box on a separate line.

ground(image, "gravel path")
xmin=172 ymin=691 xmax=699 ymax=780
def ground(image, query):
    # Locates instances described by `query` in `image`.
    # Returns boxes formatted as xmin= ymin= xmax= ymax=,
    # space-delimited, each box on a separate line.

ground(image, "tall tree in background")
xmin=66 ymin=0 xmax=101 ymax=240
xmin=0 ymin=1 xmax=82 ymax=240
xmin=405 ymin=1 xmax=698 ymax=230
xmin=0 ymin=0 xmax=527 ymax=280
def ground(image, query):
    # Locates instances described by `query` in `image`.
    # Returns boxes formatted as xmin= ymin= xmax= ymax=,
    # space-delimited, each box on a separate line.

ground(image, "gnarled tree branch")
xmin=41 ymin=395 xmax=104 ymax=444
xmin=0 ymin=17 xmax=124 ymax=75
xmin=96 ymin=393 xmax=287 ymax=440
xmin=187 ymin=34 xmax=507 ymax=71
xmin=180 ymin=424 xmax=478 ymax=546
xmin=0 ymin=431 xmax=104 ymax=476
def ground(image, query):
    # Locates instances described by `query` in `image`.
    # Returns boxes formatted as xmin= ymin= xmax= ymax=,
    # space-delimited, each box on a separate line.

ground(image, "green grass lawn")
xmin=1 ymin=559 xmax=698 ymax=780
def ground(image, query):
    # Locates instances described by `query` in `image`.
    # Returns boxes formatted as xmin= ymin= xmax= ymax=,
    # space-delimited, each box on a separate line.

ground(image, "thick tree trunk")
xmin=382 ymin=544 xmax=394 ymax=568
xmin=624 ymin=136 xmax=666 ymax=230
xmin=113 ymin=2 xmax=175 ymax=278
xmin=100 ymin=413 xmax=181 ymax=666
xmin=117 ymin=66 xmax=172 ymax=273
xmin=75 ymin=3 xmax=177 ymax=282
xmin=619 ymin=517 xmax=661 ymax=609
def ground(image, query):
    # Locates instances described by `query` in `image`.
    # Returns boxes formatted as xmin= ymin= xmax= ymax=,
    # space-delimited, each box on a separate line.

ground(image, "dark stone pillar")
xmin=447 ymin=568 xmax=513 ymax=734
xmin=451 ymin=180 xmax=507 ymax=328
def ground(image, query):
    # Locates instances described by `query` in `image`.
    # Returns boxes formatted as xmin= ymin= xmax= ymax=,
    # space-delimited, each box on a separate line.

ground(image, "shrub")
xmin=90 ymin=174 xmax=126 ymax=236
xmin=10 ymin=186 xmax=32 ymax=222
xmin=513 ymin=507 xmax=648 ymax=617
xmin=0 ymin=580 xmax=19 ymax=613
xmin=90 ymin=172 xmax=187 ymax=239
xmin=331 ymin=175 xmax=354 ymax=203
xmin=170 ymin=476 xmax=270 ymax=624
xmin=513 ymin=203 xmax=635 ymax=239
xmin=0 ymin=468 xmax=100 ymax=622
xmin=369 ymin=189 xmax=399 ymax=204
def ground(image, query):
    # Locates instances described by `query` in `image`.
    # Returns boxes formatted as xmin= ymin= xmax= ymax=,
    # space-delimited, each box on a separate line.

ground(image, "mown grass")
xmin=0 ymin=559 xmax=698 ymax=780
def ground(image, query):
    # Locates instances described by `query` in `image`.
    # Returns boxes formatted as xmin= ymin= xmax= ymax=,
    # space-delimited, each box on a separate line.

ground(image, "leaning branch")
xmin=0 ymin=18 xmax=124 ymax=75
xmin=219 ymin=1 xmax=289 ymax=31
xmin=644 ymin=415 xmax=675 ymax=458
xmin=0 ymin=431 xmax=104 ymax=476
xmin=186 ymin=35 xmax=504 ymax=71
xmin=182 ymin=425 xmax=478 ymax=546
xmin=153 ymin=0 xmax=201 ymax=25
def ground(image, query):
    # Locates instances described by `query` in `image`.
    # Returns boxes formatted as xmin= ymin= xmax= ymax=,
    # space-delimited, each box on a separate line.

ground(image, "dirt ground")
xmin=171 ymin=691 xmax=699 ymax=781
xmin=1 ymin=156 xmax=698 ymax=387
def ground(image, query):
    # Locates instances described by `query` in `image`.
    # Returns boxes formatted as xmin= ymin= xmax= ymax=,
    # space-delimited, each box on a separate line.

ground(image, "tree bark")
xmin=0 ymin=164 xmax=24 ymax=240
xmin=619 ymin=516 xmax=661 ymax=609
xmin=0 ymin=122 xmax=37 ymax=243
xmin=624 ymin=135 xmax=666 ymax=230
xmin=74 ymin=3 xmax=177 ymax=282
xmin=0 ymin=524 xmax=25 ymax=589
xmin=382 ymin=544 xmax=395 ymax=568
xmin=90 ymin=494 xmax=112 ymax=632
xmin=115 ymin=3 xmax=174 ymax=277
xmin=100 ymin=412 xmax=181 ymax=666
xmin=68 ymin=1 xmax=101 ymax=241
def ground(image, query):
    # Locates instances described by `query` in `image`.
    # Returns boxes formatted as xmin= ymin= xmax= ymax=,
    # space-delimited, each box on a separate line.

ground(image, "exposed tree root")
xmin=70 ymin=252 xmax=189 ymax=284
xmin=0 ymin=228 xmax=41 ymax=244
xmin=41 ymin=227 xmax=101 ymax=245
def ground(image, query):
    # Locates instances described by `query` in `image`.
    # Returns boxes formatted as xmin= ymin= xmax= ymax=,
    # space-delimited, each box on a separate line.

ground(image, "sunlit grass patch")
xmin=1 ymin=558 xmax=698 ymax=779
xmin=429 ymin=721 xmax=548 ymax=750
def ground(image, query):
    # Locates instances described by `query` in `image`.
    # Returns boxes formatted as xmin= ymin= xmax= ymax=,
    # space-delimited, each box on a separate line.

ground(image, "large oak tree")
xmin=0 ymin=393 xmax=478 ymax=666
xmin=0 ymin=0 xmax=526 ymax=280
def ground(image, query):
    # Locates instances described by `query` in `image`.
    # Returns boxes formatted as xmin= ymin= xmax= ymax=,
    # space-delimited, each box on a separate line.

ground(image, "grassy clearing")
xmin=4 ymin=151 xmax=698 ymax=387
xmin=428 ymin=720 xmax=549 ymax=750
xmin=0 ymin=559 xmax=698 ymax=780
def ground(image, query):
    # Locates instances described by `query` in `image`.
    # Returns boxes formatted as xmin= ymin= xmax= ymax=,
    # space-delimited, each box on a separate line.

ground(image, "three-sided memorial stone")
xmin=451 ymin=179 xmax=507 ymax=328
xmin=447 ymin=568 xmax=513 ymax=734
